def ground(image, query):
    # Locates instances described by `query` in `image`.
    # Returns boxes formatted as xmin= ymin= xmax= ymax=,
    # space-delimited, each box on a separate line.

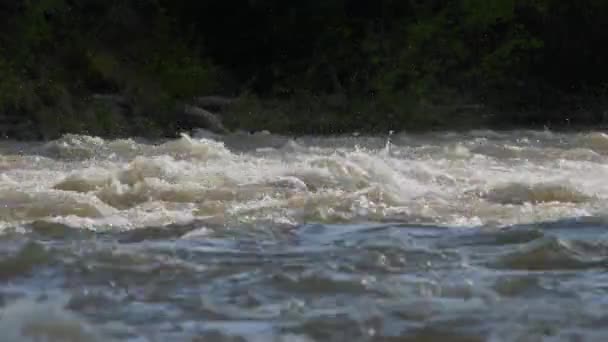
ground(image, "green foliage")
xmin=461 ymin=0 xmax=515 ymax=27
xmin=0 ymin=0 xmax=222 ymax=138
xmin=0 ymin=58 xmax=22 ymax=110
xmin=1 ymin=0 xmax=608 ymax=138
xmin=480 ymin=28 xmax=544 ymax=85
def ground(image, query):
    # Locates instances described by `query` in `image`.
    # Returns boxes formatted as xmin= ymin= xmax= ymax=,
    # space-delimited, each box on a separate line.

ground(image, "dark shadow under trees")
xmin=1 ymin=0 xmax=607 ymax=139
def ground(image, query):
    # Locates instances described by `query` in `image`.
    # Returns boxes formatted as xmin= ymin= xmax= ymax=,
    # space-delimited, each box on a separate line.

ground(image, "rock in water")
xmin=183 ymin=104 xmax=229 ymax=134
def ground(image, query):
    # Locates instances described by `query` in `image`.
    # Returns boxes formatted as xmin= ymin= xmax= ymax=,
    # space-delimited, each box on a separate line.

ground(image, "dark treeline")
xmin=1 ymin=0 xmax=608 ymax=138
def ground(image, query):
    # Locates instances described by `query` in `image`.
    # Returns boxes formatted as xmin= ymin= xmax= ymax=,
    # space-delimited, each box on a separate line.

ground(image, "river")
xmin=1 ymin=130 xmax=608 ymax=341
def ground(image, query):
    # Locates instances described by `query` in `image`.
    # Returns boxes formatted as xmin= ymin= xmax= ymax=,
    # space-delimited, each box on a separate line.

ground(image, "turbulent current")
xmin=2 ymin=130 xmax=608 ymax=341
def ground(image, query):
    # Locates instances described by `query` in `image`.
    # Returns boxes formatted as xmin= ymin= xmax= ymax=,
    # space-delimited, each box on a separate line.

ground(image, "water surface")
xmin=1 ymin=130 xmax=608 ymax=341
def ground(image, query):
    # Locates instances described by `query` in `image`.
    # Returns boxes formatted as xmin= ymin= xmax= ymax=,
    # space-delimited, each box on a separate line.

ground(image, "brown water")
xmin=1 ymin=130 xmax=608 ymax=341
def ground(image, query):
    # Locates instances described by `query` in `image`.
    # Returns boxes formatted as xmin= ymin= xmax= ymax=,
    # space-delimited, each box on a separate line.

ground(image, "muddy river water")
xmin=2 ymin=130 xmax=608 ymax=341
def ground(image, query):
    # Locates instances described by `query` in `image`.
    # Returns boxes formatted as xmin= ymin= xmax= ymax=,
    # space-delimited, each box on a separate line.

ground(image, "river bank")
xmin=2 ymin=92 xmax=608 ymax=141
xmin=3 ymin=1 xmax=608 ymax=141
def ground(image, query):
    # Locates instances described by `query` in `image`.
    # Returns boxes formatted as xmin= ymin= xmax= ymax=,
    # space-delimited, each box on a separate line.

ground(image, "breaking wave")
xmin=2 ymin=130 xmax=608 ymax=231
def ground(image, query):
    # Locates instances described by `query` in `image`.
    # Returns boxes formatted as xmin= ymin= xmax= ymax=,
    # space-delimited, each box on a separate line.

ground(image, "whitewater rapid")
xmin=4 ymin=130 xmax=608 ymax=341
xmin=1 ymin=130 xmax=607 ymax=233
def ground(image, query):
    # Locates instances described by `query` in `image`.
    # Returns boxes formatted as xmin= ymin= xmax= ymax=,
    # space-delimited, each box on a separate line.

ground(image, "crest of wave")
xmin=579 ymin=132 xmax=608 ymax=153
xmin=41 ymin=134 xmax=106 ymax=160
xmin=39 ymin=133 xmax=233 ymax=161
xmin=154 ymin=133 xmax=233 ymax=160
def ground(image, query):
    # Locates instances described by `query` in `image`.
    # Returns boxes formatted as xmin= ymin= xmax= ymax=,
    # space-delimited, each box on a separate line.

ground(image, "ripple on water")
xmin=0 ymin=219 xmax=607 ymax=339
xmin=491 ymin=236 xmax=608 ymax=271
xmin=0 ymin=296 xmax=103 ymax=342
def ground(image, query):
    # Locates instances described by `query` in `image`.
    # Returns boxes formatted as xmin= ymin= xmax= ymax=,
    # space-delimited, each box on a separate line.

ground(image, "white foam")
xmin=2 ymin=131 xmax=608 ymax=231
